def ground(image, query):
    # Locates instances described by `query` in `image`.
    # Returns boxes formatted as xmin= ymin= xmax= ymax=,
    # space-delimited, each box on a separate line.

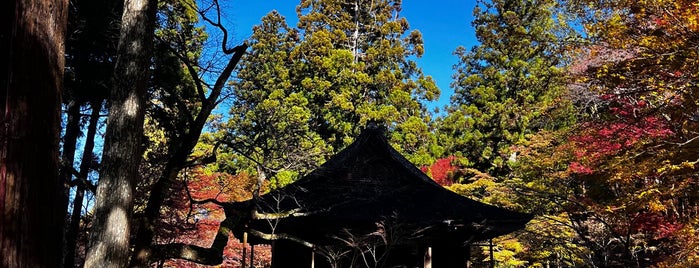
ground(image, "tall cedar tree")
xmin=223 ymin=11 xmax=327 ymax=191
xmin=83 ymin=0 xmax=158 ymax=266
xmin=440 ymin=0 xmax=571 ymax=177
xmin=1 ymin=0 xmax=68 ymax=267
xmin=293 ymin=0 xmax=440 ymax=166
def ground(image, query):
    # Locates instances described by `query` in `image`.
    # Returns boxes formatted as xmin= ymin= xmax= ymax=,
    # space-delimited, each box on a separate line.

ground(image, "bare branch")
xmin=252 ymin=208 xmax=314 ymax=220
xmin=248 ymin=229 xmax=314 ymax=248
xmin=667 ymin=135 xmax=699 ymax=147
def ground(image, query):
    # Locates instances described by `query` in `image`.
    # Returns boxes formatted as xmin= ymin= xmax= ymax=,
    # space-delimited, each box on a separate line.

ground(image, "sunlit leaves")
xmin=441 ymin=0 xmax=574 ymax=177
xmin=294 ymin=0 xmax=439 ymax=160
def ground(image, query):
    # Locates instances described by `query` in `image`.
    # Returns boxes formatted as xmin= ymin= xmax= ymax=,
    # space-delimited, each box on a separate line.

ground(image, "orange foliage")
xmin=153 ymin=167 xmax=272 ymax=267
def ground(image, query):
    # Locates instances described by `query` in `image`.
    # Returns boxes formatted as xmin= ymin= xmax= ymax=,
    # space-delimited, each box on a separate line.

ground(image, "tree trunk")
xmin=83 ymin=0 xmax=157 ymax=266
xmin=1 ymin=0 xmax=68 ymax=267
xmin=60 ymin=99 xmax=81 ymax=267
xmin=63 ymin=100 xmax=101 ymax=268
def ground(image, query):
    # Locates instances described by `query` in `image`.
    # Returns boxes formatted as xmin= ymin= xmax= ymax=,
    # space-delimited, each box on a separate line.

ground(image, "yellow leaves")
xmin=518 ymin=215 xmax=589 ymax=266
xmin=646 ymin=200 xmax=666 ymax=213
xmin=657 ymin=159 xmax=699 ymax=175
xmin=486 ymin=235 xmax=528 ymax=267
xmin=638 ymin=188 xmax=660 ymax=198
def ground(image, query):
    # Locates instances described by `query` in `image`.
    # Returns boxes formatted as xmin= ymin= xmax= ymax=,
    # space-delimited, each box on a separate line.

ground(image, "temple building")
xmin=230 ymin=124 xmax=532 ymax=267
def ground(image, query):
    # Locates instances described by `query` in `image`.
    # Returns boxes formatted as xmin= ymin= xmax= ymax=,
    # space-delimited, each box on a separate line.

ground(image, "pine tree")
xmin=127 ymin=0 xmax=248 ymax=264
xmin=441 ymin=0 xmax=572 ymax=176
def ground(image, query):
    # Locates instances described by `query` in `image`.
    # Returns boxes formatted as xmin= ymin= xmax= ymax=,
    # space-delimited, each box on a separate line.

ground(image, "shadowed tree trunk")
xmin=83 ymin=0 xmax=157 ymax=266
xmin=63 ymin=100 xmax=101 ymax=268
xmin=1 ymin=0 xmax=69 ymax=267
xmin=59 ymin=99 xmax=81 ymax=268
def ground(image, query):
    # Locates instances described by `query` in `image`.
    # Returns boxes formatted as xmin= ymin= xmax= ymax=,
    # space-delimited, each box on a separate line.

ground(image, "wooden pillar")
xmin=271 ymin=240 xmax=312 ymax=268
xmin=250 ymin=244 xmax=255 ymax=268
xmin=424 ymin=247 xmax=432 ymax=268
xmin=242 ymin=232 xmax=247 ymax=268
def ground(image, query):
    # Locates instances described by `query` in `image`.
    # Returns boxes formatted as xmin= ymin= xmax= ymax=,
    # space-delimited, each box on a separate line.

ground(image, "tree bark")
xmin=63 ymin=100 xmax=101 ymax=268
xmin=83 ymin=0 xmax=157 ymax=266
xmin=1 ymin=0 xmax=69 ymax=267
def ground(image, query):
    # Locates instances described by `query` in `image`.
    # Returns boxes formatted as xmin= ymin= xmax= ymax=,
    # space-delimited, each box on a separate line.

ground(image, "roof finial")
xmin=366 ymin=120 xmax=380 ymax=130
xmin=364 ymin=120 xmax=386 ymax=135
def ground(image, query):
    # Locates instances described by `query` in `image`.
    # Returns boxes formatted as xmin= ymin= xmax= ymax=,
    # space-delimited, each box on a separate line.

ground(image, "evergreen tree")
xmin=223 ymin=11 xmax=327 ymax=190
xmin=292 ymin=0 xmax=440 ymax=165
xmin=441 ymin=0 xmax=572 ymax=176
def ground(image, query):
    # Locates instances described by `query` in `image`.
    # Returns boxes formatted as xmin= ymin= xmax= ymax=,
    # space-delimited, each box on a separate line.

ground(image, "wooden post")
xmin=250 ymin=244 xmax=255 ymax=268
xmin=242 ymin=232 xmax=247 ymax=268
xmin=311 ymin=247 xmax=315 ymax=268
xmin=423 ymin=247 xmax=432 ymax=268
xmin=489 ymin=239 xmax=494 ymax=268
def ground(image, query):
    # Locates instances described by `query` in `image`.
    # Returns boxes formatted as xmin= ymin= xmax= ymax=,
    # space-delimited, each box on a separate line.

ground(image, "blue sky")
xmin=224 ymin=1 xmax=478 ymax=111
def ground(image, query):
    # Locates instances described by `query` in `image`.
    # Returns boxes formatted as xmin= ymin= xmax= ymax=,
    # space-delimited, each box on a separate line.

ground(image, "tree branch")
xmin=248 ymin=229 xmax=314 ymax=248
xmin=68 ymin=167 xmax=97 ymax=193
xmin=150 ymin=226 xmax=230 ymax=265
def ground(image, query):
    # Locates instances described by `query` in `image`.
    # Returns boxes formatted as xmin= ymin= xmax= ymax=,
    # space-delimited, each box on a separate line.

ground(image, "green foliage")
xmin=149 ymin=0 xmax=208 ymax=140
xmin=221 ymin=11 xmax=328 ymax=186
xmin=440 ymin=0 xmax=574 ymax=177
xmin=221 ymin=0 xmax=442 ymax=185
xmin=293 ymin=0 xmax=440 ymax=162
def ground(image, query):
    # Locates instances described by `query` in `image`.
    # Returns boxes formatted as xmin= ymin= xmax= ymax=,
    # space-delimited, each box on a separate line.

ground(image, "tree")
xmin=434 ymin=0 xmax=577 ymax=265
xmin=63 ymin=100 xmax=101 ymax=268
xmin=83 ymin=0 xmax=158 ymax=266
xmin=61 ymin=0 xmax=120 ymax=265
xmin=552 ymin=0 xmax=699 ymax=265
xmin=293 ymin=0 xmax=440 ymax=165
xmin=222 ymin=10 xmax=327 ymax=194
xmin=440 ymin=0 xmax=574 ymax=177
xmin=1 ymin=0 xmax=68 ymax=267
xmin=128 ymin=0 xmax=248 ymax=265
xmin=496 ymin=1 xmax=699 ymax=264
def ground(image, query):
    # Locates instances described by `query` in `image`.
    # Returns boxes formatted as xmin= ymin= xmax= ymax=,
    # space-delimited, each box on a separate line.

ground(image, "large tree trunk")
xmin=1 ymin=0 xmax=69 ymax=267
xmin=63 ymin=100 xmax=101 ymax=268
xmin=83 ymin=0 xmax=157 ymax=266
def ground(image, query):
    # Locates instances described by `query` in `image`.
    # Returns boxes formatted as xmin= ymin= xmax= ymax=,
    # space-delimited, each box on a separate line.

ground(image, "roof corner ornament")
xmin=366 ymin=120 xmax=381 ymax=130
xmin=364 ymin=120 xmax=387 ymax=135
